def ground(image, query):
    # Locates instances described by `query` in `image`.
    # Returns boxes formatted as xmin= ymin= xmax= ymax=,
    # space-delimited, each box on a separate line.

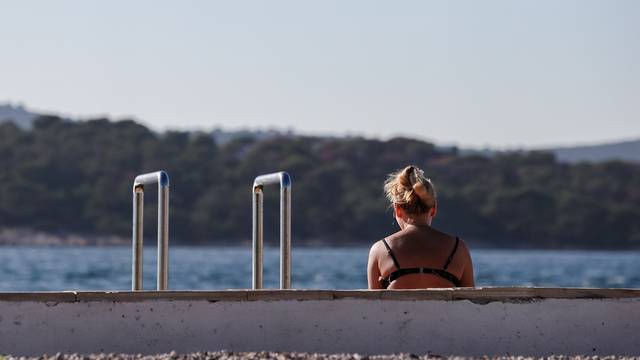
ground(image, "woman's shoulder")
xmin=427 ymin=226 xmax=468 ymax=247
xmin=442 ymin=234 xmax=472 ymax=266
xmin=368 ymin=238 xmax=385 ymax=257
xmin=441 ymin=231 xmax=470 ymax=254
xmin=369 ymin=230 xmax=402 ymax=258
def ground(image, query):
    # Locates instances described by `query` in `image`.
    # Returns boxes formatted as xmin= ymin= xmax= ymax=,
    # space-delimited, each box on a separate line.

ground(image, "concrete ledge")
xmin=1 ymin=287 xmax=639 ymax=356
xmin=0 ymin=291 xmax=78 ymax=302
xmin=1 ymin=287 xmax=639 ymax=303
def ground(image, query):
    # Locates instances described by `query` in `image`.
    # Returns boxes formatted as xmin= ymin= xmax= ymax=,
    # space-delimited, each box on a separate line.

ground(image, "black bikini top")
xmin=379 ymin=236 xmax=461 ymax=288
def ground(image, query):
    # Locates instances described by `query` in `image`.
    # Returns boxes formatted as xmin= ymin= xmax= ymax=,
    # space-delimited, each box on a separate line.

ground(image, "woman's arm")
xmin=367 ymin=242 xmax=384 ymax=289
xmin=459 ymin=239 xmax=475 ymax=287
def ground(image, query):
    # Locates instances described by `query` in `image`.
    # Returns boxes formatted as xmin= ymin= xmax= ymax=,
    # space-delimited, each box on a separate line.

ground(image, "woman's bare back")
xmin=368 ymin=225 xmax=474 ymax=289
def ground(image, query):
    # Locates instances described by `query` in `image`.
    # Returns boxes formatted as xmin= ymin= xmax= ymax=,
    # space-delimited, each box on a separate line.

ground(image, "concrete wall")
xmin=1 ymin=288 xmax=639 ymax=356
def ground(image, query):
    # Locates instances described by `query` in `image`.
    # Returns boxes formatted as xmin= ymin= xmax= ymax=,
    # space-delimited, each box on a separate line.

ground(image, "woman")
xmin=368 ymin=165 xmax=474 ymax=289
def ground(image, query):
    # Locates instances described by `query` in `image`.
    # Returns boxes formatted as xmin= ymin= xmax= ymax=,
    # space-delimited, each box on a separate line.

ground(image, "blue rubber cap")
xmin=159 ymin=171 xmax=170 ymax=187
xmin=280 ymin=172 xmax=291 ymax=187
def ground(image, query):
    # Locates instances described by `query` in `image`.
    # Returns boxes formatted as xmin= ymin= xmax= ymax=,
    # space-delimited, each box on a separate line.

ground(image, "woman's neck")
xmin=400 ymin=215 xmax=431 ymax=228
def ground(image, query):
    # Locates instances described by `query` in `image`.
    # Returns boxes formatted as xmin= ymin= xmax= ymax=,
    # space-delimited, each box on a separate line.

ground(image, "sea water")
xmin=0 ymin=246 xmax=639 ymax=291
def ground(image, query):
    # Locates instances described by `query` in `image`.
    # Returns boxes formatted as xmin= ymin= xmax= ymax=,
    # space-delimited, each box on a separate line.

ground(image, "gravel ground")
xmin=2 ymin=352 xmax=639 ymax=360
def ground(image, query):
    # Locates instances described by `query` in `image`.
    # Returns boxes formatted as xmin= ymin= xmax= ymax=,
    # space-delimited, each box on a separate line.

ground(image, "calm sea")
xmin=0 ymin=246 xmax=639 ymax=291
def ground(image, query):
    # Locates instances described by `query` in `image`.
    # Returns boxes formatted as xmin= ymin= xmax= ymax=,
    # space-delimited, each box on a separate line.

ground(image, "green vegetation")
xmin=1 ymin=116 xmax=639 ymax=248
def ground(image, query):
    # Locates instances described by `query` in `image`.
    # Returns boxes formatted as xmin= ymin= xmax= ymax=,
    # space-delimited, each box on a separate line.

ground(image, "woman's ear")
xmin=431 ymin=205 xmax=437 ymax=218
xmin=394 ymin=204 xmax=403 ymax=219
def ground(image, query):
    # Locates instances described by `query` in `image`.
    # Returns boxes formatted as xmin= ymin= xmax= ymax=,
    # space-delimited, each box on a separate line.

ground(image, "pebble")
xmin=2 ymin=353 xmax=639 ymax=360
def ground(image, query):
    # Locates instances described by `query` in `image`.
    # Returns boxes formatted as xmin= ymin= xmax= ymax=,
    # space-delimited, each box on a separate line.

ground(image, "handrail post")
xmin=132 ymin=187 xmax=144 ymax=290
xmin=280 ymin=177 xmax=291 ymax=289
xmin=252 ymin=171 xmax=292 ymax=289
xmin=132 ymin=171 xmax=170 ymax=291
xmin=252 ymin=186 xmax=264 ymax=289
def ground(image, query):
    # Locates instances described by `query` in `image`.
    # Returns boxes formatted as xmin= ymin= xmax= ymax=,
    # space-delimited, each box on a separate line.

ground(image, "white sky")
xmin=0 ymin=1 xmax=638 ymax=149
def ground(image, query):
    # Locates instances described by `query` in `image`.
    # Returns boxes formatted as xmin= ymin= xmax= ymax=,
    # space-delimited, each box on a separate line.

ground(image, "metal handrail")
xmin=132 ymin=171 xmax=170 ymax=291
xmin=252 ymin=171 xmax=292 ymax=289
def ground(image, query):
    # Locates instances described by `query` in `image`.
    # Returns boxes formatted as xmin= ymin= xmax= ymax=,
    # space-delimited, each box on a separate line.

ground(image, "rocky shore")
xmin=2 ymin=352 xmax=638 ymax=360
xmin=0 ymin=228 xmax=128 ymax=246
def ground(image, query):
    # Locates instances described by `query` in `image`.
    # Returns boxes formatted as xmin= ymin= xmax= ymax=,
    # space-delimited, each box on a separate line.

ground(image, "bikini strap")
xmin=387 ymin=268 xmax=462 ymax=288
xmin=443 ymin=237 xmax=460 ymax=270
xmin=381 ymin=238 xmax=401 ymax=270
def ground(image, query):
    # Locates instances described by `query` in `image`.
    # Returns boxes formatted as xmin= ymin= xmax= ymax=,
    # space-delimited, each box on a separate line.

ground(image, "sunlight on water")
xmin=0 ymin=246 xmax=639 ymax=291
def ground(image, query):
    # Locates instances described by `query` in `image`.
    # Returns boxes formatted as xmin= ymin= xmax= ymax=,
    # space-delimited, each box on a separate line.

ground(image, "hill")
xmin=0 ymin=115 xmax=638 ymax=249
xmin=0 ymin=103 xmax=37 ymax=129
xmin=3 ymin=102 xmax=639 ymax=164
xmin=548 ymin=139 xmax=640 ymax=163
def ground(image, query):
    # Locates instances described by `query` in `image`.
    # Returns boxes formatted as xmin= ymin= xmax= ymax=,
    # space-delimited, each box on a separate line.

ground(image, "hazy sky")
xmin=1 ymin=1 xmax=638 ymax=148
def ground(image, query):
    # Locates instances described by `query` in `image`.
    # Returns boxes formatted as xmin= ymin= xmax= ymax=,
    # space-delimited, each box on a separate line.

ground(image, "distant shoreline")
xmin=0 ymin=228 xmax=129 ymax=247
xmin=0 ymin=228 xmax=638 ymax=251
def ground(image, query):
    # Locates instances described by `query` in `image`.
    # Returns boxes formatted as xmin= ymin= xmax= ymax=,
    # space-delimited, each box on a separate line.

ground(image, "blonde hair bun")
xmin=384 ymin=165 xmax=437 ymax=214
